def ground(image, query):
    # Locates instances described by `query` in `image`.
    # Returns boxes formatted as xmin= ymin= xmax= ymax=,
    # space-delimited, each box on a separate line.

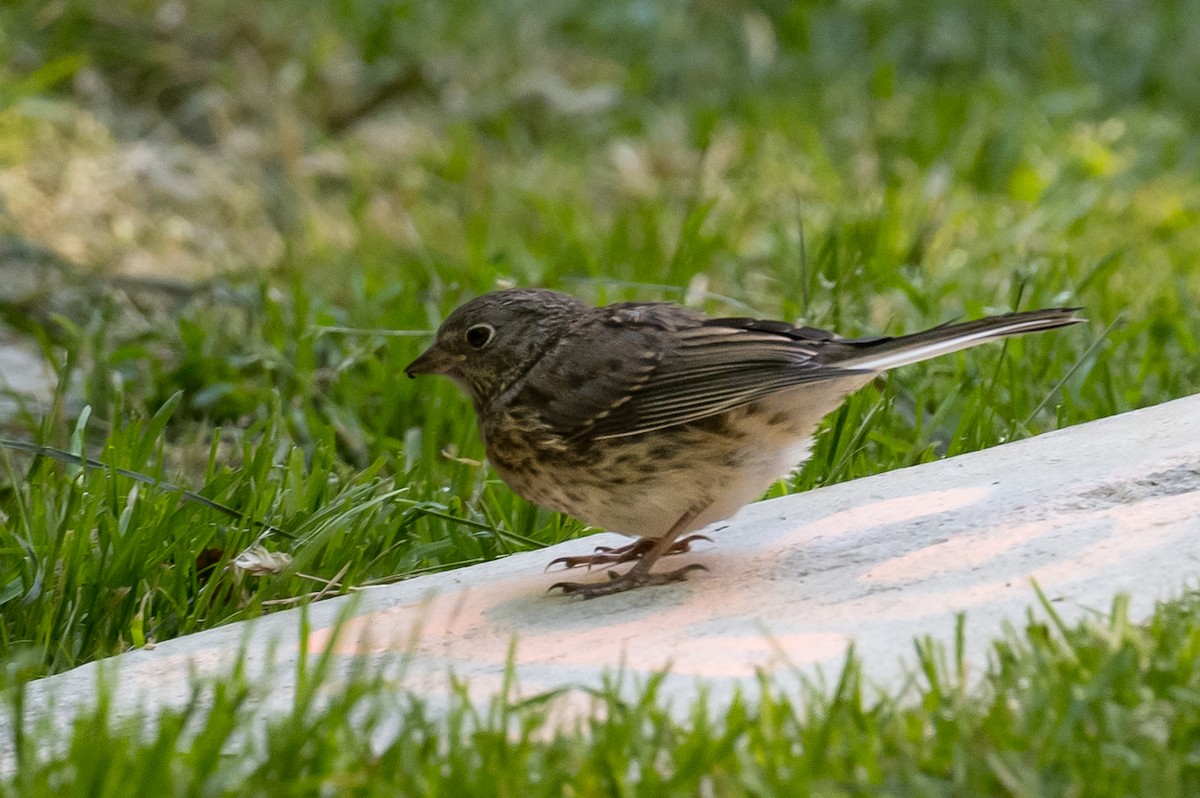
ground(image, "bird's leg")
xmin=548 ymin=505 xmax=710 ymax=598
xmin=545 ymin=534 xmax=711 ymax=571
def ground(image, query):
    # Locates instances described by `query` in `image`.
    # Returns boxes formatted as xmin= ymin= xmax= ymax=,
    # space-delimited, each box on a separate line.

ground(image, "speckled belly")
xmin=484 ymin=378 xmax=868 ymax=539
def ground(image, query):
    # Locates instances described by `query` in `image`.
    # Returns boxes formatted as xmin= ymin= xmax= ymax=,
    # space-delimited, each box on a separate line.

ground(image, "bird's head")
xmin=405 ymin=288 xmax=585 ymax=407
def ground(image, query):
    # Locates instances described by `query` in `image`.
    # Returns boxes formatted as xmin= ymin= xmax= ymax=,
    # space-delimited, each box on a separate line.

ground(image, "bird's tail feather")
xmin=833 ymin=308 xmax=1084 ymax=373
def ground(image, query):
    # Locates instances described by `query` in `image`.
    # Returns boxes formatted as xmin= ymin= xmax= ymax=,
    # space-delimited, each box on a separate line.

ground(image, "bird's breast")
xmin=477 ymin=391 xmax=841 ymax=538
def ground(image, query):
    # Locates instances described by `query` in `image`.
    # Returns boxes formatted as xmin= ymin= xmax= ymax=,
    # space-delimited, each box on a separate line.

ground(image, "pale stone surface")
xmin=0 ymin=343 xmax=56 ymax=420
xmin=5 ymin=394 xmax=1200 ymax=764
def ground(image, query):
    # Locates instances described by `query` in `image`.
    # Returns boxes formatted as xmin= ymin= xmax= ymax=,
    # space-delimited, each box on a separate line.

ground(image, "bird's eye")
xmin=465 ymin=323 xmax=495 ymax=349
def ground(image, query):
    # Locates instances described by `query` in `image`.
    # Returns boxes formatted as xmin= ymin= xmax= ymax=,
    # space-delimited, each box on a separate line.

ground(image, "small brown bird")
xmin=406 ymin=289 xmax=1083 ymax=598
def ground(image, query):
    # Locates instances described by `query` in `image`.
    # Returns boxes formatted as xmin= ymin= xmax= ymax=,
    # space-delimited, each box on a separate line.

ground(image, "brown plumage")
xmin=406 ymin=288 xmax=1084 ymax=598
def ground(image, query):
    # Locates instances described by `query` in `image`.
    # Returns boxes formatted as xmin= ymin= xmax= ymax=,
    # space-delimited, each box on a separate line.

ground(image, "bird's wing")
xmin=518 ymin=311 xmax=871 ymax=441
xmin=516 ymin=305 xmax=1082 ymax=442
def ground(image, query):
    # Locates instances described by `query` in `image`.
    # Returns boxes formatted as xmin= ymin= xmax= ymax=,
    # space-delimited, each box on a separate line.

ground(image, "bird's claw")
xmin=544 ymin=534 xmax=712 ymax=572
xmin=548 ymin=563 xmax=708 ymax=599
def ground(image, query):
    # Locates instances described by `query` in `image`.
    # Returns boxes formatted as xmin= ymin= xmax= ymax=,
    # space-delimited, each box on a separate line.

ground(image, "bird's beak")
xmin=404 ymin=345 xmax=460 ymax=378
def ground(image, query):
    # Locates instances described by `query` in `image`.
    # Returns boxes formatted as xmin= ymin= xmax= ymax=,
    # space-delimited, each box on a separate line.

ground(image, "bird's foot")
xmin=545 ymin=535 xmax=711 ymax=571
xmin=548 ymin=563 xmax=708 ymax=599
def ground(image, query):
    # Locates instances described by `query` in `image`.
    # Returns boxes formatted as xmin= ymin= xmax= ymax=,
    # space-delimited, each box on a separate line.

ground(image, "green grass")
xmin=6 ymin=590 xmax=1200 ymax=796
xmin=1 ymin=0 xmax=1199 ymax=791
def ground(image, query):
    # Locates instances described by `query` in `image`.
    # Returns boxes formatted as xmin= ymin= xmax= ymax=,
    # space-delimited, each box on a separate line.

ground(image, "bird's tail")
xmin=831 ymin=308 xmax=1085 ymax=373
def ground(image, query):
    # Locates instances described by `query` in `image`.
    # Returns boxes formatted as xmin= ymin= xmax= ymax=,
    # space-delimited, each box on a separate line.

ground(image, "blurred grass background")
xmin=0 ymin=0 xmax=1198 ymax=677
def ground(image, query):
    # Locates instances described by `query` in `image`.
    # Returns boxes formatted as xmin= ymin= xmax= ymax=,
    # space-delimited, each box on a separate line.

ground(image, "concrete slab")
xmin=6 ymin=394 xmax=1200 ymax=759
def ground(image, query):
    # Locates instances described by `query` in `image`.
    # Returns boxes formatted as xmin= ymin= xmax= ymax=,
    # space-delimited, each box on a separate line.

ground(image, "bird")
xmin=405 ymin=288 xmax=1084 ymax=598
